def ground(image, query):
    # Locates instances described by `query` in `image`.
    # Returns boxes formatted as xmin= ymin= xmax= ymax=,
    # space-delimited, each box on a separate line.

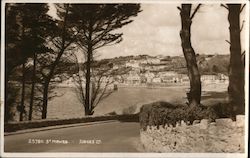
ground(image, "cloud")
xmin=47 ymin=3 xmax=247 ymax=59
xmin=192 ymin=4 xmax=229 ymax=41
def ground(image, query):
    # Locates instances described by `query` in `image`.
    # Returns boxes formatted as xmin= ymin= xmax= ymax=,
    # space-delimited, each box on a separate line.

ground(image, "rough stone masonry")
xmin=140 ymin=115 xmax=245 ymax=152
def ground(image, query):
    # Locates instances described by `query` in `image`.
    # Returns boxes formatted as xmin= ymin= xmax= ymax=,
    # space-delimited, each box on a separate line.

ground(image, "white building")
xmin=201 ymin=75 xmax=218 ymax=84
xmin=126 ymin=74 xmax=141 ymax=84
xmin=180 ymin=75 xmax=189 ymax=83
xmin=125 ymin=60 xmax=140 ymax=68
xmin=159 ymin=71 xmax=178 ymax=77
xmin=147 ymin=58 xmax=160 ymax=64
xmin=144 ymin=71 xmax=155 ymax=83
xmin=152 ymin=77 xmax=162 ymax=83
xmin=112 ymin=65 xmax=119 ymax=70
xmin=218 ymin=73 xmax=229 ymax=80
xmin=161 ymin=76 xmax=174 ymax=83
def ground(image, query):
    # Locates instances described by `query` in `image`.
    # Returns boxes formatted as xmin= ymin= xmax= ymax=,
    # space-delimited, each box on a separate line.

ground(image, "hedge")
xmin=139 ymin=101 xmax=236 ymax=130
xmin=5 ymin=114 xmax=139 ymax=132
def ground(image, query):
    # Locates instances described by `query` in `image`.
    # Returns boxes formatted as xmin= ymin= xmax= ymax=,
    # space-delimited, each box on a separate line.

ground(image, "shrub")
xmin=140 ymin=101 xmax=186 ymax=130
xmin=5 ymin=84 xmax=19 ymax=122
xmin=139 ymin=101 xmax=224 ymax=130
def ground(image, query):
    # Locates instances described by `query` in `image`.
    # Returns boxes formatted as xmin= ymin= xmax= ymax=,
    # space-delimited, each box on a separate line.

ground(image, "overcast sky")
xmin=48 ymin=3 xmax=246 ymax=59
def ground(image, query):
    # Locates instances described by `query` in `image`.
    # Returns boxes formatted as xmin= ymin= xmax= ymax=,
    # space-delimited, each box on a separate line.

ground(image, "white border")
xmin=244 ymin=1 xmax=249 ymax=157
xmin=0 ymin=0 xmax=249 ymax=3
xmin=1 ymin=0 xmax=249 ymax=157
xmin=1 ymin=1 xmax=6 ymax=158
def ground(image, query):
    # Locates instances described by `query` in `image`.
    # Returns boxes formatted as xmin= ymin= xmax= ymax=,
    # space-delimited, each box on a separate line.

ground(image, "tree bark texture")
xmin=227 ymin=4 xmax=245 ymax=114
xmin=179 ymin=4 xmax=201 ymax=107
xmin=42 ymin=81 xmax=49 ymax=119
xmin=20 ymin=63 xmax=26 ymax=121
xmin=28 ymin=53 xmax=37 ymax=120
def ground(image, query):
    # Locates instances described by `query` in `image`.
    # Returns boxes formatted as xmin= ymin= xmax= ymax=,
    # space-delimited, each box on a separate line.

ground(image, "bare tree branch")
xmin=221 ymin=4 xmax=229 ymax=10
xmin=225 ymin=40 xmax=231 ymax=45
xmin=240 ymin=20 xmax=245 ymax=32
xmin=190 ymin=4 xmax=202 ymax=19
xmin=93 ymin=77 xmax=114 ymax=108
xmin=240 ymin=4 xmax=246 ymax=13
xmin=177 ymin=6 xmax=182 ymax=11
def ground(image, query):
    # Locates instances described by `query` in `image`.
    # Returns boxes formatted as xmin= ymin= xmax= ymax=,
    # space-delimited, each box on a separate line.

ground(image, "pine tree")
xmin=68 ymin=4 xmax=141 ymax=115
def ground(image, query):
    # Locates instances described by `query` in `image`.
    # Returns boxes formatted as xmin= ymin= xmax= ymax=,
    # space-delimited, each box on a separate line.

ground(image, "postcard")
xmin=1 ymin=0 xmax=249 ymax=157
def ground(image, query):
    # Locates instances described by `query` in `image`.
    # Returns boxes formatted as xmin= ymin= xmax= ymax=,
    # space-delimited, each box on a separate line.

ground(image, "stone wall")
xmin=140 ymin=115 xmax=245 ymax=153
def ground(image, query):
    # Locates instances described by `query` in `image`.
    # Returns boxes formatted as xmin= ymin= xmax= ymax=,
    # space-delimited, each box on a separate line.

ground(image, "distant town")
xmin=58 ymin=54 xmax=229 ymax=87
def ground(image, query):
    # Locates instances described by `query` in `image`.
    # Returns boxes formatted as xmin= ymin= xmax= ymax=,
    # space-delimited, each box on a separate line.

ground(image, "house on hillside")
xmin=112 ymin=64 xmax=119 ymax=70
xmin=180 ymin=75 xmax=189 ymax=83
xmin=158 ymin=71 xmax=178 ymax=77
xmin=201 ymin=75 xmax=218 ymax=84
xmin=152 ymin=77 xmax=162 ymax=83
xmin=218 ymin=73 xmax=229 ymax=80
xmin=147 ymin=58 xmax=160 ymax=64
xmin=217 ymin=73 xmax=229 ymax=83
xmin=144 ymin=71 xmax=155 ymax=83
xmin=152 ymin=64 xmax=166 ymax=71
xmin=126 ymin=60 xmax=140 ymax=68
xmin=137 ymin=59 xmax=148 ymax=64
xmin=161 ymin=76 xmax=174 ymax=83
xmin=126 ymin=73 xmax=141 ymax=85
xmin=140 ymin=75 xmax=147 ymax=83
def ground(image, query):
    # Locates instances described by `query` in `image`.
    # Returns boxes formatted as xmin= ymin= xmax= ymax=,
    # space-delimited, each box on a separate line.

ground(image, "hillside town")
xmin=59 ymin=54 xmax=229 ymax=87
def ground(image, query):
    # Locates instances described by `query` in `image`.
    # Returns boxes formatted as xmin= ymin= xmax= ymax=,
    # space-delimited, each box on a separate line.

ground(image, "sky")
xmin=48 ymin=3 xmax=247 ymax=60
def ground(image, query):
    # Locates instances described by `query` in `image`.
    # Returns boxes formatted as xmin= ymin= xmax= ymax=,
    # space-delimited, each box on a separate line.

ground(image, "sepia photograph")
xmin=0 ymin=0 xmax=249 ymax=157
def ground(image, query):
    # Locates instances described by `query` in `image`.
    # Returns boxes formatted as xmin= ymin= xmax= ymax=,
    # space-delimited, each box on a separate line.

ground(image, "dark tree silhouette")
xmin=223 ymin=4 xmax=245 ymax=114
xmin=72 ymin=54 xmax=117 ymax=115
xmin=40 ymin=4 xmax=79 ymax=119
xmin=178 ymin=4 xmax=202 ymax=107
xmin=68 ymin=4 xmax=141 ymax=115
xmin=5 ymin=3 xmax=54 ymax=121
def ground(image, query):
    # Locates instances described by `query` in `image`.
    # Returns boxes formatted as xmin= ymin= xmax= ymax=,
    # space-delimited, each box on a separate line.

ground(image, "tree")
xmin=72 ymin=54 xmax=118 ymax=115
xmin=5 ymin=3 xmax=54 ymax=121
xmin=5 ymin=4 xmax=24 ymax=79
xmin=26 ymin=4 xmax=55 ymax=120
xmin=178 ymin=4 xmax=202 ymax=107
xmin=68 ymin=4 xmax=141 ymax=115
xmin=222 ymin=4 xmax=245 ymax=114
xmin=39 ymin=4 xmax=79 ymax=119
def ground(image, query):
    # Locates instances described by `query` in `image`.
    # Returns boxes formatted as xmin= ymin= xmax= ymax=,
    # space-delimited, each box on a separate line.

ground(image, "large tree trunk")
xmin=28 ymin=53 xmax=37 ymax=120
xmin=227 ymin=4 xmax=244 ymax=114
xmin=85 ymin=43 xmax=92 ymax=115
xmin=41 ymin=81 xmax=49 ymax=119
xmin=84 ymin=19 xmax=94 ymax=116
xmin=20 ymin=63 xmax=26 ymax=121
xmin=180 ymin=4 xmax=201 ymax=107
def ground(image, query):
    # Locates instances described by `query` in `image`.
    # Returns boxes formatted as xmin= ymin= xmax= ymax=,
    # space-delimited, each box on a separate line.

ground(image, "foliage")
xmin=5 ymin=3 xmax=54 ymax=76
xmin=5 ymin=3 xmax=55 ymax=121
xmin=72 ymin=54 xmax=116 ymax=115
xmin=5 ymin=84 xmax=20 ymax=122
xmin=139 ymin=101 xmax=236 ymax=130
xmin=68 ymin=4 xmax=141 ymax=115
xmin=68 ymin=4 xmax=141 ymax=51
